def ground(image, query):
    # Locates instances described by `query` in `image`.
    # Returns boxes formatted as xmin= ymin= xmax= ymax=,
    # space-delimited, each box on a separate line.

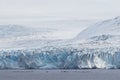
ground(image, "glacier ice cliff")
xmin=0 ymin=46 xmax=120 ymax=69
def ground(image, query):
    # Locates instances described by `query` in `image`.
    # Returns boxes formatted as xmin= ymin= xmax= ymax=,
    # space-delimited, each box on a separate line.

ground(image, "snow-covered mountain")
xmin=0 ymin=20 xmax=95 ymax=49
xmin=0 ymin=20 xmax=95 ymax=40
xmin=0 ymin=24 xmax=57 ymax=39
xmin=76 ymin=16 xmax=120 ymax=41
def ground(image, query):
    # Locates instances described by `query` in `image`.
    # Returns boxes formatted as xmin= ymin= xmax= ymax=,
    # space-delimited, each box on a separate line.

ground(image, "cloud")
xmin=0 ymin=0 xmax=120 ymax=22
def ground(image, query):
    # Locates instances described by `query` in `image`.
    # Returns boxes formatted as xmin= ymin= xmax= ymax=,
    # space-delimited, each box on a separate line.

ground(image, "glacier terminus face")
xmin=0 ymin=46 xmax=120 ymax=69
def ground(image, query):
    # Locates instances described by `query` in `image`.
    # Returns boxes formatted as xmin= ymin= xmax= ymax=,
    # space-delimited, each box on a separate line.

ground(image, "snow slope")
xmin=76 ymin=16 xmax=120 ymax=40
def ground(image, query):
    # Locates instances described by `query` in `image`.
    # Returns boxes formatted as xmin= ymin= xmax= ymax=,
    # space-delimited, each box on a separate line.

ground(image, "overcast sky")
xmin=0 ymin=0 xmax=120 ymax=25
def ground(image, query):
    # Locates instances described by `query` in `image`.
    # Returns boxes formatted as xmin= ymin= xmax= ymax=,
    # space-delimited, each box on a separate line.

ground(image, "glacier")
xmin=1 ymin=17 xmax=120 ymax=69
xmin=0 ymin=46 xmax=120 ymax=69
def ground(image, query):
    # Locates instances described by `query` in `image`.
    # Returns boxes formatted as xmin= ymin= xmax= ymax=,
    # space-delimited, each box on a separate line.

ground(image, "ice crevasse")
xmin=0 ymin=46 xmax=120 ymax=69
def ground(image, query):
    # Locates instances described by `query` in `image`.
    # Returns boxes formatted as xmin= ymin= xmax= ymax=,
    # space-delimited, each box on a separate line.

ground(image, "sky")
xmin=0 ymin=0 xmax=120 ymax=25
